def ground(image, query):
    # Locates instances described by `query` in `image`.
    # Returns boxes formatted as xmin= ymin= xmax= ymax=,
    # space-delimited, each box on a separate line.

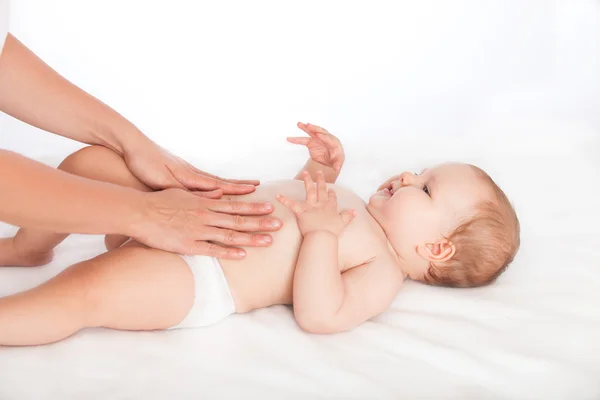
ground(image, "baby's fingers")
xmin=315 ymin=130 xmax=338 ymax=145
xmin=340 ymin=209 xmax=357 ymax=227
xmin=316 ymin=171 xmax=328 ymax=203
xmin=286 ymin=137 xmax=310 ymax=145
xmin=329 ymin=149 xmax=344 ymax=172
xmin=302 ymin=171 xmax=317 ymax=204
xmin=305 ymin=123 xmax=330 ymax=135
xmin=297 ymin=122 xmax=318 ymax=138
xmin=327 ymin=189 xmax=338 ymax=206
xmin=276 ymin=194 xmax=305 ymax=214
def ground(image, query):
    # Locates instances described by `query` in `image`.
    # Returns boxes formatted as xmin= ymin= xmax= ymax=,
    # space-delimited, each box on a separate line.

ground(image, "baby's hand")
xmin=277 ymin=171 xmax=356 ymax=236
xmin=287 ymin=122 xmax=345 ymax=172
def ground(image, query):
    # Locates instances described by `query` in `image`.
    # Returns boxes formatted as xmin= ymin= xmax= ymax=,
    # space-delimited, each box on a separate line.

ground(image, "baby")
xmin=0 ymin=123 xmax=520 ymax=346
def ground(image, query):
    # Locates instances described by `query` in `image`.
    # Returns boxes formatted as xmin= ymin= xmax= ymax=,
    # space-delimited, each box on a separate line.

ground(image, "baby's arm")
xmin=294 ymin=159 xmax=339 ymax=184
xmin=287 ymin=122 xmax=345 ymax=184
xmin=292 ymin=232 xmax=402 ymax=334
xmin=277 ymin=171 xmax=402 ymax=334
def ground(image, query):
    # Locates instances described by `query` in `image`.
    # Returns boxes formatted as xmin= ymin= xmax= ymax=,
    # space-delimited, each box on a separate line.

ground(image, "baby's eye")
xmin=423 ymin=185 xmax=430 ymax=196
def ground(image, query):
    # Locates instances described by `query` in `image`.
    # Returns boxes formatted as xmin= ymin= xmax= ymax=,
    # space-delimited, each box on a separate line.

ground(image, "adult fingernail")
xmin=258 ymin=235 xmax=272 ymax=244
xmin=270 ymin=219 xmax=282 ymax=228
xmin=264 ymin=202 xmax=274 ymax=211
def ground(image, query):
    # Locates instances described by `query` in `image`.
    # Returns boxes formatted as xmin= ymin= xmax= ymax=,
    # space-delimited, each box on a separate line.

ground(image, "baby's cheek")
xmin=387 ymin=196 xmax=427 ymax=226
xmin=368 ymin=195 xmax=386 ymax=209
xmin=385 ymin=195 xmax=406 ymax=214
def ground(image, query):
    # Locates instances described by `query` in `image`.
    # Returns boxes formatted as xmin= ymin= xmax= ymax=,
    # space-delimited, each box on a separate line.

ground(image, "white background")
xmin=2 ymin=0 xmax=599 ymax=166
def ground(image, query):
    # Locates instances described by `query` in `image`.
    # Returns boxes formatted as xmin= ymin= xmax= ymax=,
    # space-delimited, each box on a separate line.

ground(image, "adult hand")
xmin=123 ymin=139 xmax=259 ymax=195
xmin=131 ymin=188 xmax=282 ymax=259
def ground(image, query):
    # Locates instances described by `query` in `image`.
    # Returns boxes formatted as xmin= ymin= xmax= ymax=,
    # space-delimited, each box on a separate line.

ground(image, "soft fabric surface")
xmin=1 ymin=127 xmax=599 ymax=399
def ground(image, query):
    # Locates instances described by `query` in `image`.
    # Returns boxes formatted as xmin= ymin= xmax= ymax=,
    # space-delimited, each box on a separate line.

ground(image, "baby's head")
xmin=367 ymin=163 xmax=519 ymax=288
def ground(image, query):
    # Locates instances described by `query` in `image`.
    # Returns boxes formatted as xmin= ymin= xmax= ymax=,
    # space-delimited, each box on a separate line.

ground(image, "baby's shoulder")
xmin=340 ymin=213 xmax=399 ymax=270
xmin=342 ymin=248 xmax=404 ymax=298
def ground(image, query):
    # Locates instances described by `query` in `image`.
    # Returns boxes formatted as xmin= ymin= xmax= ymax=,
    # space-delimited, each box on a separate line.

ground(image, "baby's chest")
xmin=337 ymin=213 xmax=388 ymax=271
xmin=321 ymin=185 xmax=388 ymax=270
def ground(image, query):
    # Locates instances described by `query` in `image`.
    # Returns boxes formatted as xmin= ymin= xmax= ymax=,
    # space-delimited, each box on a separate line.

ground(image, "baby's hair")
xmin=423 ymin=166 xmax=520 ymax=288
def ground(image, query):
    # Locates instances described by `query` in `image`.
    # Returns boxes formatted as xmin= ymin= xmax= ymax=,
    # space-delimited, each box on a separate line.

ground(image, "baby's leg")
xmin=0 ymin=146 xmax=152 ymax=267
xmin=0 ymin=242 xmax=194 ymax=346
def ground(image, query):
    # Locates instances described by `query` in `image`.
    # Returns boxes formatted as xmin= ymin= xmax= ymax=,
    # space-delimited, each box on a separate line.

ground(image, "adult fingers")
xmin=177 ymin=169 xmax=257 ymax=195
xmin=206 ymin=198 xmax=276 ymax=216
xmin=187 ymin=241 xmax=247 ymax=259
xmin=205 ymin=211 xmax=282 ymax=232
xmin=191 ymin=189 xmax=223 ymax=199
xmin=184 ymin=161 xmax=261 ymax=187
xmin=223 ymin=178 xmax=261 ymax=186
xmin=201 ymin=226 xmax=273 ymax=247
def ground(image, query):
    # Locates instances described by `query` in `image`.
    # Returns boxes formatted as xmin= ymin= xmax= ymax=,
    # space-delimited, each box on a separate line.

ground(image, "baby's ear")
xmin=417 ymin=239 xmax=455 ymax=263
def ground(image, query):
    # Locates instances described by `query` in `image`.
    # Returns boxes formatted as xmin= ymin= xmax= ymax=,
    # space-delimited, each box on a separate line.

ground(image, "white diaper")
xmin=169 ymin=255 xmax=236 ymax=330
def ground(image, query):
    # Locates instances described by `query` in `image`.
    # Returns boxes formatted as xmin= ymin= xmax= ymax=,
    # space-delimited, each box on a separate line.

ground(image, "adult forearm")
xmin=0 ymin=34 xmax=146 ymax=155
xmin=293 ymin=231 xmax=345 ymax=328
xmin=0 ymin=150 xmax=142 ymax=235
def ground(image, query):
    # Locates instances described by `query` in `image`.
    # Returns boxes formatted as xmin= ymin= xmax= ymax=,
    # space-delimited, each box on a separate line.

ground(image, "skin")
xmin=0 ymin=33 xmax=281 ymax=257
xmin=367 ymin=162 xmax=493 ymax=279
xmin=0 ymin=123 xmax=490 ymax=346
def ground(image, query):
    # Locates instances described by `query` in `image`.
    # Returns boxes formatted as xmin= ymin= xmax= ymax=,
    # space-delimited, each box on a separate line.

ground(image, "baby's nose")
xmin=399 ymin=171 xmax=416 ymax=187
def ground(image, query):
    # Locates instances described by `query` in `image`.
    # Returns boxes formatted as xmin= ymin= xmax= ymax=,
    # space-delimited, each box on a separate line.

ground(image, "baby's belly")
xmin=218 ymin=181 xmax=307 ymax=312
xmin=218 ymin=179 xmax=370 ymax=313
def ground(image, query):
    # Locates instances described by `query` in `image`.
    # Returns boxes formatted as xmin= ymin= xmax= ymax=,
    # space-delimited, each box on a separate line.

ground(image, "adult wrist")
xmin=93 ymin=116 xmax=150 ymax=157
xmin=115 ymin=188 xmax=149 ymax=238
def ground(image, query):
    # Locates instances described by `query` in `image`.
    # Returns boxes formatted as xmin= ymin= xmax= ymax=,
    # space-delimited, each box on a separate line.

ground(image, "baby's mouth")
xmin=379 ymin=187 xmax=392 ymax=197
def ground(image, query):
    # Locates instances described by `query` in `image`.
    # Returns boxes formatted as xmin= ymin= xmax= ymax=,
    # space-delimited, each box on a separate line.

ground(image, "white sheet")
xmin=1 ymin=125 xmax=599 ymax=399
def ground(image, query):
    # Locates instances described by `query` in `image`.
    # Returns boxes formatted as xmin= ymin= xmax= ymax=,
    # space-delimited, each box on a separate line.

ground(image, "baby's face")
xmin=367 ymin=163 xmax=489 ymax=273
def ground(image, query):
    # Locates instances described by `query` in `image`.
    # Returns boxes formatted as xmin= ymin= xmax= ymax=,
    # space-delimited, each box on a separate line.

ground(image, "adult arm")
xmin=0 ymin=33 xmax=258 ymax=193
xmin=0 ymin=150 xmax=280 ymax=258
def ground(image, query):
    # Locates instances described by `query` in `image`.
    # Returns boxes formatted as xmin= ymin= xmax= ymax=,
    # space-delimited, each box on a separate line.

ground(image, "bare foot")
xmin=0 ymin=237 xmax=54 ymax=267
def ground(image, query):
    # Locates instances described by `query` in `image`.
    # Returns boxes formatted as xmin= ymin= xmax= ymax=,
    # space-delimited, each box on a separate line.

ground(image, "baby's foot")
xmin=0 ymin=237 xmax=54 ymax=267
